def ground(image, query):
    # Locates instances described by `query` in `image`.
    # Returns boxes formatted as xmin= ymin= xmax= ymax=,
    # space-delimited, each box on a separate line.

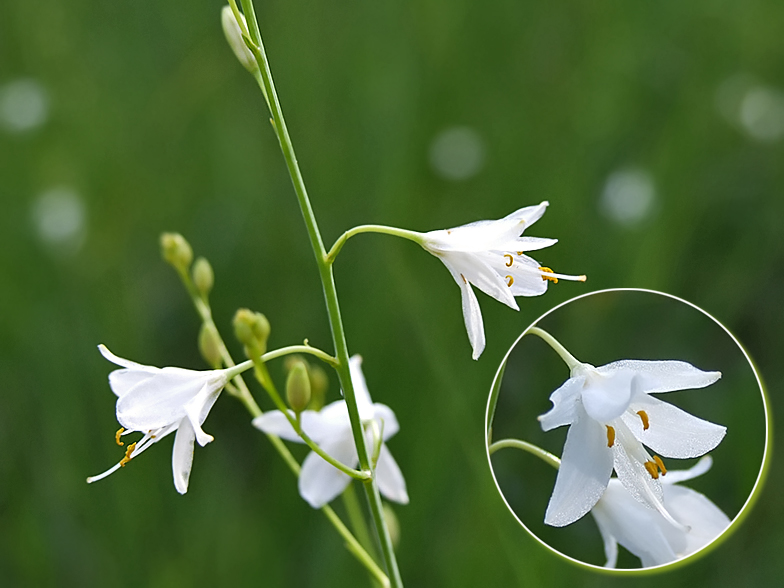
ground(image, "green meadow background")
xmin=1 ymin=0 xmax=781 ymax=586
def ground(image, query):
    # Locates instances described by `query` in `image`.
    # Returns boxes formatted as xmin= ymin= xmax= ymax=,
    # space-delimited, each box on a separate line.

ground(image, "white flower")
xmin=87 ymin=344 xmax=231 ymax=494
xmin=538 ymin=358 xmax=726 ymax=528
xmin=253 ymin=356 xmax=408 ymax=508
xmin=591 ymin=456 xmax=731 ymax=568
xmin=420 ymin=201 xmax=585 ymax=360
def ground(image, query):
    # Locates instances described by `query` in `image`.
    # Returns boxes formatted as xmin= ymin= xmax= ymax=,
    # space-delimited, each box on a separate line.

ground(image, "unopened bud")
xmin=192 ymin=257 xmax=214 ymax=297
xmin=382 ymin=503 xmax=401 ymax=549
xmin=160 ymin=233 xmax=193 ymax=272
xmin=221 ymin=6 xmax=257 ymax=73
xmin=308 ymin=364 xmax=328 ymax=411
xmin=233 ymin=308 xmax=270 ymax=355
xmin=198 ymin=323 xmax=222 ymax=367
xmin=286 ymin=360 xmax=311 ymax=413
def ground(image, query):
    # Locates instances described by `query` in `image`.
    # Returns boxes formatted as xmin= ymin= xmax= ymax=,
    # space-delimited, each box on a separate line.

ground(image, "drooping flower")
xmin=87 ymin=344 xmax=232 ymax=494
xmin=253 ymin=355 xmax=408 ymax=508
xmin=420 ymin=201 xmax=585 ymax=360
xmin=591 ymin=456 xmax=731 ymax=568
xmin=538 ymin=358 xmax=726 ymax=527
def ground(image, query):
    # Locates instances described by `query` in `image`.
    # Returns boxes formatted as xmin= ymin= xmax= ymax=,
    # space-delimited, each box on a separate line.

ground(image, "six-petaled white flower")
xmin=420 ymin=201 xmax=585 ymax=360
xmin=253 ymin=355 xmax=408 ymax=508
xmin=87 ymin=344 xmax=232 ymax=494
xmin=538 ymin=358 xmax=726 ymax=527
xmin=591 ymin=456 xmax=731 ymax=568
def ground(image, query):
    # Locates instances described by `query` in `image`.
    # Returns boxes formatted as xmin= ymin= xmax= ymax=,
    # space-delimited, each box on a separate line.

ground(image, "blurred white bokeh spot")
xmin=739 ymin=86 xmax=784 ymax=143
xmin=0 ymin=78 xmax=49 ymax=133
xmin=715 ymin=74 xmax=784 ymax=143
xmin=429 ymin=126 xmax=486 ymax=181
xmin=599 ymin=167 xmax=656 ymax=227
xmin=32 ymin=187 xmax=87 ymax=256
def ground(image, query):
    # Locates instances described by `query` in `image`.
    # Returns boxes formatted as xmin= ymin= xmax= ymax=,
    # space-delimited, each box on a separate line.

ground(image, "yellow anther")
xmin=637 ymin=410 xmax=650 ymax=430
xmin=538 ymin=267 xmax=559 ymax=283
xmin=115 ymin=427 xmax=125 ymax=446
xmin=516 ymin=251 xmax=524 ymax=255
xmin=460 ymin=273 xmax=467 ymax=284
xmin=653 ymin=455 xmax=667 ymax=476
xmin=504 ymin=254 xmax=513 ymax=267
xmin=644 ymin=460 xmax=660 ymax=479
xmin=505 ymin=275 xmax=514 ymax=287
xmin=606 ymin=425 xmax=615 ymax=448
xmin=119 ymin=442 xmax=137 ymax=468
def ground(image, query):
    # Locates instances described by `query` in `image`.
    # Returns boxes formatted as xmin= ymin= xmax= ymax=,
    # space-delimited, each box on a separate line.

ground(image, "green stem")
xmin=326 ymin=225 xmax=424 ymax=264
xmin=238 ymin=2 xmax=403 ymax=584
xmin=488 ymin=438 xmax=561 ymax=470
xmin=485 ymin=360 xmax=507 ymax=446
xmin=526 ymin=327 xmax=582 ymax=372
xmin=250 ymin=359 xmax=371 ymax=481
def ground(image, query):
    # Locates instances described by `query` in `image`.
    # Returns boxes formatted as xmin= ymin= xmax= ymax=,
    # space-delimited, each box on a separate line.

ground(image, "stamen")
xmin=637 ymin=410 xmax=650 ymax=430
xmin=504 ymin=254 xmax=513 ymax=267
xmin=653 ymin=455 xmax=667 ymax=476
xmin=643 ymin=460 xmax=660 ymax=479
xmin=460 ymin=273 xmax=467 ymax=284
xmin=538 ymin=267 xmax=559 ymax=284
xmin=606 ymin=425 xmax=615 ymax=448
xmin=516 ymin=251 xmax=524 ymax=255
xmin=115 ymin=427 xmax=125 ymax=446
xmin=505 ymin=275 xmax=514 ymax=287
xmin=119 ymin=442 xmax=137 ymax=468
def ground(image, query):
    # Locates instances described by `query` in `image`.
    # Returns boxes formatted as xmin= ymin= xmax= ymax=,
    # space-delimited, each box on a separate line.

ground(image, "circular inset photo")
xmin=485 ymin=289 xmax=768 ymax=571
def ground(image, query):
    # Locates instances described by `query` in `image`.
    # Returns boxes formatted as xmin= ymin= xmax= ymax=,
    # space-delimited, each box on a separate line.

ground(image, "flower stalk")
xmin=235 ymin=1 xmax=403 ymax=583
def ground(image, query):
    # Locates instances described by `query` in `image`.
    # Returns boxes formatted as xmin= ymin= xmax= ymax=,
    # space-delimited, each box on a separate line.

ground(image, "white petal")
xmin=372 ymin=404 xmax=400 ymax=440
xmin=581 ymin=370 xmax=635 ymax=423
xmin=253 ymin=405 xmax=350 ymax=444
xmin=538 ymin=375 xmax=584 ymax=431
xmin=98 ymin=344 xmax=147 ymax=369
xmin=473 ymin=251 xmax=548 ymax=297
xmin=544 ymin=406 xmax=614 ymax=527
xmin=612 ymin=421 xmax=665 ymax=512
xmin=298 ymin=435 xmax=359 ymax=508
xmin=443 ymin=250 xmax=518 ymax=310
xmin=441 ymin=257 xmax=486 ymax=359
xmin=107 ymin=369 xmax=158 ymax=398
xmin=623 ymin=393 xmax=726 ymax=459
xmin=252 ymin=410 xmax=300 ymax=441
xmin=592 ymin=510 xmax=619 ymax=568
xmin=116 ymin=369 xmax=223 ymax=432
xmin=513 ymin=236 xmax=558 ymax=251
xmin=592 ymin=479 xmax=679 ymax=567
xmin=349 ymin=355 xmax=374 ymax=421
xmin=662 ymin=484 xmax=730 ymax=557
xmin=597 ymin=360 xmax=721 ymax=394
xmin=501 ymin=201 xmax=549 ymax=227
xmin=375 ymin=444 xmax=409 ymax=504
xmin=661 ymin=456 xmax=713 ymax=485
xmin=172 ymin=418 xmax=196 ymax=495
xmin=182 ymin=381 xmax=222 ymax=447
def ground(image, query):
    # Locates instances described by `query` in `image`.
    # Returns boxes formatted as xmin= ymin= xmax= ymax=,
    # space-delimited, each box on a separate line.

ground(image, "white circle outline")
xmin=484 ymin=287 xmax=771 ymax=574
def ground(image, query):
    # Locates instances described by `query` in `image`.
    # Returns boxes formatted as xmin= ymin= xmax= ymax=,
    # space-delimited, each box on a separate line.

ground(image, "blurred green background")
xmin=1 ymin=0 xmax=782 ymax=586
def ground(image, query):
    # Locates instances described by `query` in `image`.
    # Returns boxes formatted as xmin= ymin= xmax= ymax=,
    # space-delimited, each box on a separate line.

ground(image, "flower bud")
xmin=233 ymin=308 xmax=270 ymax=356
xmin=286 ymin=360 xmax=311 ymax=413
xmin=160 ymin=233 xmax=193 ymax=272
xmin=198 ymin=323 xmax=222 ymax=367
xmin=382 ymin=503 xmax=401 ymax=549
xmin=308 ymin=364 xmax=328 ymax=411
xmin=221 ymin=6 xmax=258 ymax=73
xmin=192 ymin=257 xmax=214 ymax=297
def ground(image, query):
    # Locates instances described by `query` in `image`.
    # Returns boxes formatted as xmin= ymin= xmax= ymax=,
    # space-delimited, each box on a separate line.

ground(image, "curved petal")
xmin=376 ymin=444 xmax=409 ymax=504
xmin=172 ymin=418 xmax=196 ymax=495
xmin=502 ymin=201 xmax=549 ymax=228
xmin=662 ymin=484 xmax=730 ymax=558
xmin=538 ymin=375 xmax=584 ymax=431
xmin=661 ymin=456 xmax=713 ymax=485
xmin=349 ymin=355 xmax=374 ymax=421
xmin=298 ymin=435 xmax=358 ymax=508
xmin=544 ymin=406 xmax=614 ymax=527
xmin=107 ymin=369 xmax=158 ymax=398
xmin=612 ymin=422 xmax=665 ymax=513
xmin=116 ymin=370 xmax=219 ymax=431
xmin=591 ymin=507 xmax=619 ymax=568
xmin=581 ymin=371 xmax=634 ymax=423
xmin=597 ymin=360 xmax=721 ymax=394
xmin=98 ymin=344 xmax=147 ymax=369
xmin=592 ymin=480 xmax=679 ymax=568
xmin=372 ymin=404 xmax=400 ymax=440
xmin=442 ymin=257 xmax=486 ymax=360
xmin=623 ymin=393 xmax=726 ymax=459
xmin=442 ymin=250 xmax=518 ymax=310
